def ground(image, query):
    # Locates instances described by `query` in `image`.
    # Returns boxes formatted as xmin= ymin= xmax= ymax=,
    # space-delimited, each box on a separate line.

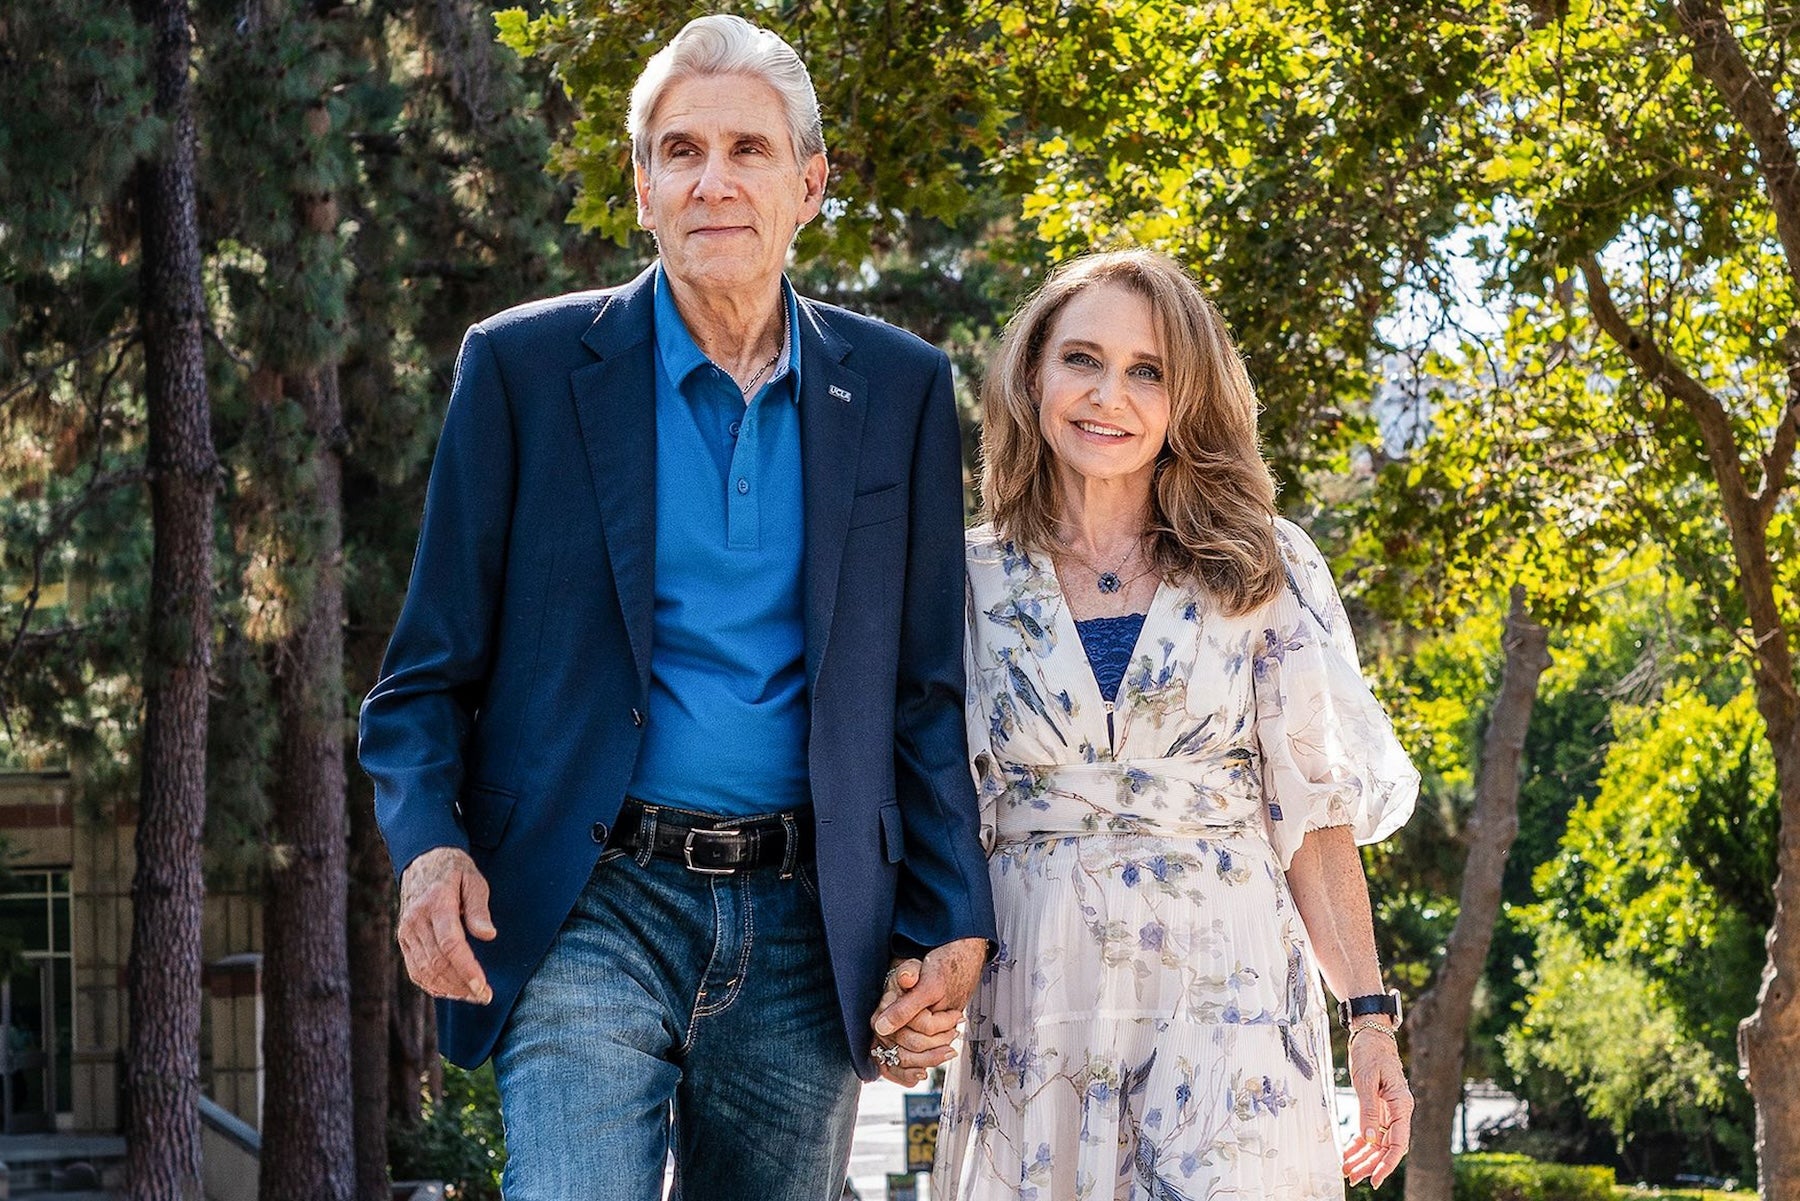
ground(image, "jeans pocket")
xmin=796 ymin=860 xmax=821 ymax=905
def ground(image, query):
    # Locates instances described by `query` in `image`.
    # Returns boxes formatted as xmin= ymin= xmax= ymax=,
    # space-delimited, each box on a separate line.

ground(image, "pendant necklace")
xmin=1059 ymin=537 xmax=1153 ymax=595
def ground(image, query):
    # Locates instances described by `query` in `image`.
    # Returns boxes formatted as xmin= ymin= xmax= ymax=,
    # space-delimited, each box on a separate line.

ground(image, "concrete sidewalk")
xmin=846 ymin=1079 xmax=933 ymax=1198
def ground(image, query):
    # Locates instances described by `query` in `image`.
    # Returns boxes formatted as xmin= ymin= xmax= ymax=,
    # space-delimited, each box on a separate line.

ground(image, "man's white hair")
xmin=628 ymin=14 xmax=826 ymax=167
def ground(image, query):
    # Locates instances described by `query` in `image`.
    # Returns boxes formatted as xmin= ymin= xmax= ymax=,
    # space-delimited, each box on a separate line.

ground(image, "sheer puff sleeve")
xmin=1253 ymin=518 xmax=1418 ymax=870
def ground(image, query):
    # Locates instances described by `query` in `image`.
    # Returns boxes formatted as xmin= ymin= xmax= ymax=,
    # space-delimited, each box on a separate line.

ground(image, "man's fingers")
xmin=395 ymin=849 xmax=496 ymax=1002
xmin=877 ymin=959 xmax=924 ymax=1012
xmin=462 ymin=869 xmax=497 ymax=941
xmin=1371 ymin=1146 xmax=1405 ymax=1189
xmin=396 ymin=850 xmax=498 ymax=1004
xmin=427 ymin=902 xmax=492 ymax=1004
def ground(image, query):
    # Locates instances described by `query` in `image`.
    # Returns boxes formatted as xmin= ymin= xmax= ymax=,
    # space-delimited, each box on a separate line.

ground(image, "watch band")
xmin=1338 ymin=989 xmax=1403 ymax=1028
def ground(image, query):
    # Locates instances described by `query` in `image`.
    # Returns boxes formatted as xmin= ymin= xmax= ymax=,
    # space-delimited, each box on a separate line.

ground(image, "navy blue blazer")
xmin=358 ymin=266 xmax=997 ymax=1075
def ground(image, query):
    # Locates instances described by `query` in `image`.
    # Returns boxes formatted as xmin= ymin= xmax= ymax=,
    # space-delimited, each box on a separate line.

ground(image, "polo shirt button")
xmin=630 ymin=707 xmax=644 ymax=727
xmin=728 ymin=420 xmax=741 ymax=438
xmin=736 ymin=478 xmax=749 ymax=495
xmin=590 ymin=822 xmax=609 ymax=844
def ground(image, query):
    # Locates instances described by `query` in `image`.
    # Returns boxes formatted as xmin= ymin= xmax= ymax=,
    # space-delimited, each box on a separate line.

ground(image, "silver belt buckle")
xmin=683 ymin=828 xmax=737 ymax=874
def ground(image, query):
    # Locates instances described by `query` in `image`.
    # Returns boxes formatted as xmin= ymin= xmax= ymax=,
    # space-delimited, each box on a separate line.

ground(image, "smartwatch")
xmin=1338 ymin=989 xmax=1403 ymax=1029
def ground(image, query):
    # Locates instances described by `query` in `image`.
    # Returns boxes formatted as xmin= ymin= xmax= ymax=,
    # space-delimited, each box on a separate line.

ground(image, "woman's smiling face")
xmin=1036 ymin=281 xmax=1171 ymax=496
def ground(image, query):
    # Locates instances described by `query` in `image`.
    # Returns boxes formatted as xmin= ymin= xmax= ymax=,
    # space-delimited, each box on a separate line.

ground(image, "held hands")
xmin=397 ymin=846 xmax=497 ymax=1005
xmin=1341 ymin=1022 xmax=1413 ymax=1189
xmin=867 ymin=936 xmax=986 ymax=1086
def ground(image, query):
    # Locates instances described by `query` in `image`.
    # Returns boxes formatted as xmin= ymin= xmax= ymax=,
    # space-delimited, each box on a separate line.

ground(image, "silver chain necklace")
xmin=1058 ymin=537 xmax=1152 ymax=595
xmin=736 ymin=302 xmax=789 ymax=397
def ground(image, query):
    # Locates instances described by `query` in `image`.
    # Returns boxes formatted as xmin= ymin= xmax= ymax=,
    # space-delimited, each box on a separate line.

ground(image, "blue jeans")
xmin=492 ymin=840 xmax=861 ymax=1200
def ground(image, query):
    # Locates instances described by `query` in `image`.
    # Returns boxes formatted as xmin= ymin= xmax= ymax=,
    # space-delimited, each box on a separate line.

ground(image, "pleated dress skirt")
xmin=933 ymin=822 xmax=1346 ymax=1201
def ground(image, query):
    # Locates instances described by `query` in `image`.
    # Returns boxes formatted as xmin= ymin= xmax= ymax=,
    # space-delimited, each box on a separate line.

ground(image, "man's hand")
xmin=397 ymin=846 xmax=496 ymax=1005
xmin=866 ymin=938 xmax=990 ymax=1083
xmin=867 ymin=959 xmax=962 ymax=1085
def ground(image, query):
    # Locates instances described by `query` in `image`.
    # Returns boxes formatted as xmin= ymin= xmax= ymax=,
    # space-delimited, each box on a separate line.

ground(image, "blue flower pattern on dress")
xmin=938 ymin=521 xmax=1419 ymax=1201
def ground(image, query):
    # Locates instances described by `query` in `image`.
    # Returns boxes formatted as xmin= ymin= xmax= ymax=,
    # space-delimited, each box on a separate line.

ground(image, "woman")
xmin=891 ymin=250 xmax=1417 ymax=1200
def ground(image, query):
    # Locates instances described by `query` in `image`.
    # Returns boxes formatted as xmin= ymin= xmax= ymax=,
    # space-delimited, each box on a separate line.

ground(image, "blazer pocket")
xmin=462 ymin=784 xmax=519 ymax=851
xmin=878 ymin=800 xmax=906 ymax=864
xmin=848 ymin=482 xmax=907 ymax=530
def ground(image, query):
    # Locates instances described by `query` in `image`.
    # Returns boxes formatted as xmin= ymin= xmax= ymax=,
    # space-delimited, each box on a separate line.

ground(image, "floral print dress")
xmin=935 ymin=519 xmax=1418 ymax=1201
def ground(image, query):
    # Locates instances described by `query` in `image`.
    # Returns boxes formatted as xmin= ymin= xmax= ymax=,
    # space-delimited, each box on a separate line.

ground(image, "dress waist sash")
xmin=991 ymin=759 xmax=1264 ymax=843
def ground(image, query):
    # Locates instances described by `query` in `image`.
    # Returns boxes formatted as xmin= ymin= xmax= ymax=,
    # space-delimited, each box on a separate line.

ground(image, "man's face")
xmin=635 ymin=73 xmax=828 ymax=303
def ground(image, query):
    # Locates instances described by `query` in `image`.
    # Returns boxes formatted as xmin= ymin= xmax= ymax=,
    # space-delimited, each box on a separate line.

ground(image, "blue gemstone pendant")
xmin=1097 ymin=572 xmax=1122 ymax=594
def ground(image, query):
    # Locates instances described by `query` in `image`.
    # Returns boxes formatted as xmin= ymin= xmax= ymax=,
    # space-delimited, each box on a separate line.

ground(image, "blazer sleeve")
xmin=889 ymin=353 xmax=1000 ymax=957
xmin=358 ymin=325 xmax=515 ymax=878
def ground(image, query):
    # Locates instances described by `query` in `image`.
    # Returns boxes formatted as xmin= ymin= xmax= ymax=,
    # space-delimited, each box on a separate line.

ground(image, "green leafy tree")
xmin=1512 ymin=686 xmax=1775 ymax=1181
xmin=1374 ymin=5 xmax=1800 ymax=1189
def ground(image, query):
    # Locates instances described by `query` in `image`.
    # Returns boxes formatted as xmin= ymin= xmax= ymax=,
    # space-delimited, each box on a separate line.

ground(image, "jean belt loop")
xmin=779 ymin=811 xmax=799 ymax=879
xmin=634 ymin=804 xmax=659 ymax=868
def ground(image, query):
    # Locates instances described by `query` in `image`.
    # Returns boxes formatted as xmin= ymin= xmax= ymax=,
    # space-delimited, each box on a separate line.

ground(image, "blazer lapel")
xmin=571 ymin=266 xmax=658 ymax=687
xmin=799 ymin=299 xmax=869 ymax=695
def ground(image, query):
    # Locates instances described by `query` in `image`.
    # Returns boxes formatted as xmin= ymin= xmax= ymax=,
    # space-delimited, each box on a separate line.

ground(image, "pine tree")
xmin=127 ymin=0 xmax=215 ymax=1195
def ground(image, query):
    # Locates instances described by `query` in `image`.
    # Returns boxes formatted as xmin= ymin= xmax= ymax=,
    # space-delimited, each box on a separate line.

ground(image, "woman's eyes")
xmin=1061 ymin=352 xmax=1162 ymax=381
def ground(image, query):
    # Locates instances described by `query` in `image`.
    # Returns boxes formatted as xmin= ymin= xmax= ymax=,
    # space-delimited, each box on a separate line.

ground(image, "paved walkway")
xmin=846 ymin=1080 xmax=932 ymax=1198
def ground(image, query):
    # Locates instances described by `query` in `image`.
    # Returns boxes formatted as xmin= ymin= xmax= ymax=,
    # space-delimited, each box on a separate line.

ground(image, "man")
xmin=358 ymin=15 xmax=994 ymax=1199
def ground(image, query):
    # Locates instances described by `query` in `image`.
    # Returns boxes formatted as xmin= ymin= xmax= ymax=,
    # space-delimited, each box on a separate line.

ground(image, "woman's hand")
xmin=1341 ymin=1023 xmax=1412 ymax=1189
xmin=868 ymin=958 xmax=963 ymax=1086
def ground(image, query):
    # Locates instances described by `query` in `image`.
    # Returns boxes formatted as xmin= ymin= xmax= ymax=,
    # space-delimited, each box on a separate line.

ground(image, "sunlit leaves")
xmin=496 ymin=1 xmax=1006 ymax=266
xmin=1507 ymin=685 xmax=1773 ymax=1150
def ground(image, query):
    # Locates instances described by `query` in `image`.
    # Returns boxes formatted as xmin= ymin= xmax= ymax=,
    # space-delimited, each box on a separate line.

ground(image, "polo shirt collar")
xmin=652 ymin=265 xmax=802 ymax=403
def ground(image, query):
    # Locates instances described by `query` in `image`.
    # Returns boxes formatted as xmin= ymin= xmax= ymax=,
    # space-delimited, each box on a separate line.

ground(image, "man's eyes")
xmin=665 ymin=142 xmax=768 ymax=158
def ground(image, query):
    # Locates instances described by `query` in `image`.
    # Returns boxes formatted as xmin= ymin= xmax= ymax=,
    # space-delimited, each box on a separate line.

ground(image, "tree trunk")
xmin=1739 ymin=679 xmax=1800 ymax=1201
xmin=126 ymin=1 xmax=215 ymax=1198
xmin=1403 ymin=586 xmax=1551 ymax=1201
xmin=1629 ymin=11 xmax=1800 ymax=1192
xmin=1579 ymin=243 xmax=1800 ymax=1198
xmin=347 ymin=769 xmax=394 ymax=1201
xmin=258 ymin=361 xmax=354 ymax=1201
xmin=390 ymin=954 xmax=440 ymax=1127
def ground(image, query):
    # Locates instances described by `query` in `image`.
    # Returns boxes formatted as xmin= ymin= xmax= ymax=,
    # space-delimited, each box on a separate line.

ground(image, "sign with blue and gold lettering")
xmin=903 ymin=1092 xmax=941 ymax=1174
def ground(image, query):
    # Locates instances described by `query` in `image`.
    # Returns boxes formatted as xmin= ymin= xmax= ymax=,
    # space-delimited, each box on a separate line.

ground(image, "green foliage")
xmin=1455 ymin=1153 xmax=1616 ymax=1201
xmin=1004 ymin=2 xmax=1503 ymax=483
xmin=1368 ymin=0 xmax=1795 ymax=633
xmin=0 ymin=3 xmax=160 ymax=792
xmin=503 ymin=3 xmax=1506 ymax=491
xmin=1507 ymin=686 xmax=1771 ymax=1176
xmin=1504 ymin=927 xmax=1726 ymax=1142
xmin=1345 ymin=1152 xmax=1620 ymax=1201
xmin=0 ymin=5 xmax=155 ymax=356
xmin=389 ymin=1063 xmax=506 ymax=1201
xmin=496 ymin=0 xmax=1005 ymax=266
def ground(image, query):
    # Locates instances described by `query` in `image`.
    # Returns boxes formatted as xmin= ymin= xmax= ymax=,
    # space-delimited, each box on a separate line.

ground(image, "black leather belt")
xmin=608 ymin=798 xmax=814 ymax=875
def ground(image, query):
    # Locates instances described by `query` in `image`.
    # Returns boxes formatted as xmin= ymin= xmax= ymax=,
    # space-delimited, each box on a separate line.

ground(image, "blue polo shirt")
xmin=626 ymin=269 xmax=809 ymax=816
